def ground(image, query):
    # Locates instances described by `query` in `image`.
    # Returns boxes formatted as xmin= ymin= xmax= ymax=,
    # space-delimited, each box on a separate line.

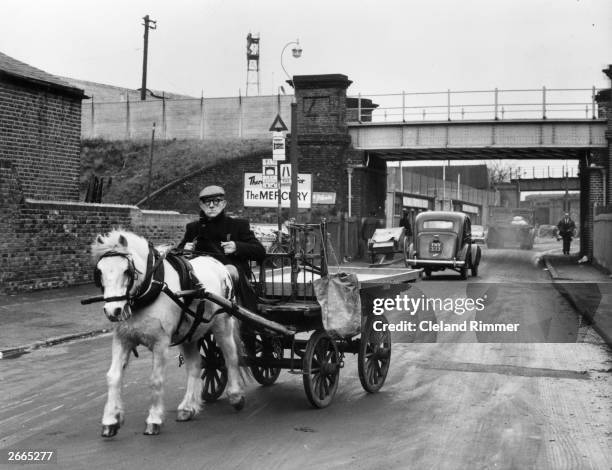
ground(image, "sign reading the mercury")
xmin=244 ymin=172 xmax=312 ymax=208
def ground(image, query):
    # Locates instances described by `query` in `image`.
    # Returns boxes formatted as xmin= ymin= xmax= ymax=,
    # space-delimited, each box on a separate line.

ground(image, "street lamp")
xmin=280 ymin=39 xmax=302 ymax=83
xmin=279 ymin=39 xmax=302 ymax=220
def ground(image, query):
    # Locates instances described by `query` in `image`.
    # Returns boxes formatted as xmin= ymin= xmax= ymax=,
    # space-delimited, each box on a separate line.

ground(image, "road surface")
xmin=0 ymin=243 xmax=610 ymax=469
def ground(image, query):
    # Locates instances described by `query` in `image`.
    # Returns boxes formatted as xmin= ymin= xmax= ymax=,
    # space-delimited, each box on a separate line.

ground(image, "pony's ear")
xmin=96 ymin=235 xmax=104 ymax=244
xmin=118 ymin=234 xmax=128 ymax=247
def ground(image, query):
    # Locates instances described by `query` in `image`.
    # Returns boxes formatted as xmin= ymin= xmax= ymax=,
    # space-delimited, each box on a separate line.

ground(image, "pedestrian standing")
xmin=556 ymin=212 xmax=576 ymax=255
xmin=399 ymin=208 xmax=412 ymax=237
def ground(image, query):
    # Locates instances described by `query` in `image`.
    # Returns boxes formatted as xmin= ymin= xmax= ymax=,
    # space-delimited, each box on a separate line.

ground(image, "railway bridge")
xmin=288 ymin=69 xmax=612 ymax=258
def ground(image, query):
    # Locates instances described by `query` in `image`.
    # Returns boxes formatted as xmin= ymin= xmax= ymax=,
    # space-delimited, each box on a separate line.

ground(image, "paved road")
xmin=1 ymin=244 xmax=610 ymax=469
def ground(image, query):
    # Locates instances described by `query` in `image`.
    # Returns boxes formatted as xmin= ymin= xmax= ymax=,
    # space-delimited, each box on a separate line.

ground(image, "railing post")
xmin=126 ymin=94 xmax=131 ymax=139
xmin=90 ymin=95 xmax=95 ymax=138
xmin=494 ymin=87 xmax=499 ymax=120
xmin=199 ymin=92 xmax=204 ymax=140
xmin=358 ymin=93 xmax=362 ymax=124
xmin=402 ymin=90 xmax=406 ymax=122
xmin=542 ymin=86 xmax=547 ymax=120
xmin=162 ymin=92 xmax=167 ymax=139
xmin=592 ymin=86 xmax=596 ymax=119
xmin=422 ymin=109 xmax=426 ymax=120
xmin=447 ymin=89 xmax=451 ymax=121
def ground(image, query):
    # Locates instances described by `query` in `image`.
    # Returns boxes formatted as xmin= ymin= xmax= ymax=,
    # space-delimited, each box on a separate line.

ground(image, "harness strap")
xmin=130 ymin=246 xmax=165 ymax=309
xmin=162 ymin=284 xmax=225 ymax=347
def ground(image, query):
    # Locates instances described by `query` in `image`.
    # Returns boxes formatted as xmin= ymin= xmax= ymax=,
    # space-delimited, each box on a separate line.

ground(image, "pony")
xmin=90 ymin=229 xmax=246 ymax=437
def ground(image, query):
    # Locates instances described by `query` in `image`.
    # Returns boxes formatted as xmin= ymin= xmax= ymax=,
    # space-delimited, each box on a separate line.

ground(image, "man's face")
xmin=564 ymin=213 xmax=569 ymax=219
xmin=199 ymin=196 xmax=227 ymax=218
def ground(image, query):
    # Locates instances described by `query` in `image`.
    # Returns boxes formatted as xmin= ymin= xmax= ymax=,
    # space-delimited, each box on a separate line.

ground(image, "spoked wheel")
xmin=250 ymin=334 xmax=283 ymax=386
xmin=358 ymin=314 xmax=392 ymax=393
xmin=302 ymin=330 xmax=340 ymax=409
xmin=199 ymin=332 xmax=228 ymax=402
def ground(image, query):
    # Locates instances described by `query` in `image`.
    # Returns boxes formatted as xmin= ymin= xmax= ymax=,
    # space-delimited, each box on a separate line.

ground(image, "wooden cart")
xmin=188 ymin=221 xmax=420 ymax=408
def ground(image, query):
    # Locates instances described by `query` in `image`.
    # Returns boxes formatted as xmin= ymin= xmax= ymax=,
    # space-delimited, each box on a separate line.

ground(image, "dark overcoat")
xmin=178 ymin=212 xmax=265 ymax=275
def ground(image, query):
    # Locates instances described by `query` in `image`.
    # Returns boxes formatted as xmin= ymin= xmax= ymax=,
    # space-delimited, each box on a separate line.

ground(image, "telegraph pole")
xmin=141 ymin=15 xmax=157 ymax=101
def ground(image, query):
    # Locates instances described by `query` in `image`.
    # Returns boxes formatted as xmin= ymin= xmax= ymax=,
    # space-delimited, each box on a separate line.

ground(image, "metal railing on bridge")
xmin=348 ymin=87 xmax=605 ymax=123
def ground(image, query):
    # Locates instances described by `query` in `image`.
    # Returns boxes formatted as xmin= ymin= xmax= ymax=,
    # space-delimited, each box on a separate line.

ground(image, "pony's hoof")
xmin=231 ymin=396 xmax=245 ymax=411
xmin=143 ymin=423 xmax=161 ymax=435
xmin=176 ymin=409 xmax=195 ymax=422
xmin=101 ymin=424 xmax=119 ymax=438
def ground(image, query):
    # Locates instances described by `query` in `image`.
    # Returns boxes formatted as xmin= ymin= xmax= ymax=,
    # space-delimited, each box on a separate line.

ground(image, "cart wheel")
xmin=199 ymin=332 xmax=228 ymax=402
xmin=358 ymin=314 xmax=392 ymax=393
xmin=250 ymin=334 xmax=283 ymax=386
xmin=302 ymin=330 xmax=340 ymax=408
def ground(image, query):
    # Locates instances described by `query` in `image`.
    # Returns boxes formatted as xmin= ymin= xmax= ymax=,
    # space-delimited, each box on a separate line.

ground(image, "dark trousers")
xmin=561 ymin=235 xmax=572 ymax=254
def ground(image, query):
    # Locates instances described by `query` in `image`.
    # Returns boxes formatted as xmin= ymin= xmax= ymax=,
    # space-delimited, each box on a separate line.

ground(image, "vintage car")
xmin=406 ymin=211 xmax=481 ymax=279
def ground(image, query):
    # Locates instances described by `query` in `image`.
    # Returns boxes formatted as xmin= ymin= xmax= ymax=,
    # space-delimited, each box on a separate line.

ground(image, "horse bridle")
xmin=94 ymin=251 xmax=141 ymax=303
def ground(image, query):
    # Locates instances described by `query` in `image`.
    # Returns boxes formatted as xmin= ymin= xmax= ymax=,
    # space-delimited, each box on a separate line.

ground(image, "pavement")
xmin=542 ymin=250 xmax=612 ymax=348
xmin=1 ymin=249 xmax=611 ymax=359
xmin=0 ymin=284 xmax=110 ymax=359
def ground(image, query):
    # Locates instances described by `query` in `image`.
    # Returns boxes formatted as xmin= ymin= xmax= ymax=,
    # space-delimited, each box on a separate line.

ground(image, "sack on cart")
xmin=313 ymin=272 xmax=361 ymax=337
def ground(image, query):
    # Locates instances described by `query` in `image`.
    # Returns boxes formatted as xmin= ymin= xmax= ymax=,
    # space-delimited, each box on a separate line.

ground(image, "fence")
xmin=82 ymin=94 xmax=294 ymax=140
xmin=348 ymin=87 xmax=604 ymax=123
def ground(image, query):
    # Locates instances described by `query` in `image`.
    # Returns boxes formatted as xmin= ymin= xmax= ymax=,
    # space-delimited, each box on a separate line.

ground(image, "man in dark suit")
xmin=557 ymin=212 xmax=576 ymax=255
xmin=177 ymin=185 xmax=265 ymax=309
xmin=399 ymin=208 xmax=413 ymax=237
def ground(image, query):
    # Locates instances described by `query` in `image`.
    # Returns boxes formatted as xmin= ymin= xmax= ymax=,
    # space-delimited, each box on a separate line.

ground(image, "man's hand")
xmin=220 ymin=241 xmax=237 ymax=254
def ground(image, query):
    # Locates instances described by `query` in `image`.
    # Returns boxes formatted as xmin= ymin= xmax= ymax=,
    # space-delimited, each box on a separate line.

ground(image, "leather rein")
xmin=82 ymin=248 xmax=230 ymax=346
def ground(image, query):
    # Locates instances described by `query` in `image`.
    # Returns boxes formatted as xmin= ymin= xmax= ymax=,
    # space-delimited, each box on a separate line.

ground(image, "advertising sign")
xmin=312 ymin=192 xmax=337 ymax=204
xmin=244 ymin=173 xmax=312 ymax=208
xmin=272 ymin=132 xmax=286 ymax=161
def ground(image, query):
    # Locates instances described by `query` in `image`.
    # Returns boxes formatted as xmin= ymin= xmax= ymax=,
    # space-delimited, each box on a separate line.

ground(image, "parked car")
xmin=471 ymin=225 xmax=486 ymax=244
xmin=406 ymin=211 xmax=481 ymax=279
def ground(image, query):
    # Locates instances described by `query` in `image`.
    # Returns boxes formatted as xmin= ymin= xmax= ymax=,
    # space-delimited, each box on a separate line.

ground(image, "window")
xmin=423 ymin=220 xmax=455 ymax=230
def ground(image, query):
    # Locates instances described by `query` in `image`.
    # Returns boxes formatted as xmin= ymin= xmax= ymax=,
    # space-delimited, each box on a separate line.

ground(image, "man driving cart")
xmin=177 ymin=185 xmax=265 ymax=311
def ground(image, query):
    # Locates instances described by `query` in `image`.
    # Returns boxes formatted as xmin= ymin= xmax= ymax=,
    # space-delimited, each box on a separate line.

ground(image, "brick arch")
xmin=143 ymin=149 xmax=273 ymax=218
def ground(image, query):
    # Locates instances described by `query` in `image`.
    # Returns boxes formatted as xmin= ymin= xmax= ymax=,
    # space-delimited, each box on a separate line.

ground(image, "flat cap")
xmin=199 ymin=185 xmax=225 ymax=198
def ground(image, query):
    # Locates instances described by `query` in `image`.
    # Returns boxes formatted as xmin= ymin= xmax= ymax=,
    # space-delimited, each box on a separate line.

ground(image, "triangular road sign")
xmin=269 ymin=114 xmax=288 ymax=132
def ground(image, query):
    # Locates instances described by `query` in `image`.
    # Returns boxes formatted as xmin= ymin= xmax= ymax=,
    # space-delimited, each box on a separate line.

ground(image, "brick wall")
xmin=0 ymin=80 xmax=82 ymax=201
xmin=594 ymin=213 xmax=612 ymax=272
xmin=0 ymin=159 xmax=191 ymax=293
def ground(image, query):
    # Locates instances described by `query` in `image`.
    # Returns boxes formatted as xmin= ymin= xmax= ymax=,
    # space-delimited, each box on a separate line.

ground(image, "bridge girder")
xmin=348 ymin=119 xmax=607 ymax=161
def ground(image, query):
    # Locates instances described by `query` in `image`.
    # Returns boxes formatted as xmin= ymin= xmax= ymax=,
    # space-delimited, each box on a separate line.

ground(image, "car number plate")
xmin=429 ymin=241 xmax=442 ymax=253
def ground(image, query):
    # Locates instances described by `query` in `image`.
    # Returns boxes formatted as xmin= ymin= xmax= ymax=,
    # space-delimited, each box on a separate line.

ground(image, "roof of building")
xmin=0 ymin=51 xmax=85 ymax=98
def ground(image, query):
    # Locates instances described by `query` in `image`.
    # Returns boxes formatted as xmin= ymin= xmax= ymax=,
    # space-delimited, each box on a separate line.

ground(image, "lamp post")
xmin=280 ymin=39 xmax=302 ymax=220
xmin=280 ymin=39 xmax=302 ymax=83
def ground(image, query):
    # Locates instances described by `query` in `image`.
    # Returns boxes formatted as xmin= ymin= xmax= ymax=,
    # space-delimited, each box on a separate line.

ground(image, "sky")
xmin=1 ymin=0 xmax=611 ymax=99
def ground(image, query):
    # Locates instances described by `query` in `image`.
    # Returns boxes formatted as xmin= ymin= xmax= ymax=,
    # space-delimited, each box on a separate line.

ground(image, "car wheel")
xmin=460 ymin=258 xmax=469 ymax=280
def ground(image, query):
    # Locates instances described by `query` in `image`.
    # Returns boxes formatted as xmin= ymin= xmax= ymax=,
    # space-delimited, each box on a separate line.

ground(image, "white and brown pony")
xmin=90 ymin=229 xmax=245 ymax=437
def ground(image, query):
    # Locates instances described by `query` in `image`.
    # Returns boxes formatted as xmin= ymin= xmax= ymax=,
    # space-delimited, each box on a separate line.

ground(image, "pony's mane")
xmin=91 ymin=229 xmax=149 ymax=262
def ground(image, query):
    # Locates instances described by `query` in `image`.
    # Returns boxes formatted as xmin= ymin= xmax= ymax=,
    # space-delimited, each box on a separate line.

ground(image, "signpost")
xmin=269 ymin=114 xmax=289 ymax=238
